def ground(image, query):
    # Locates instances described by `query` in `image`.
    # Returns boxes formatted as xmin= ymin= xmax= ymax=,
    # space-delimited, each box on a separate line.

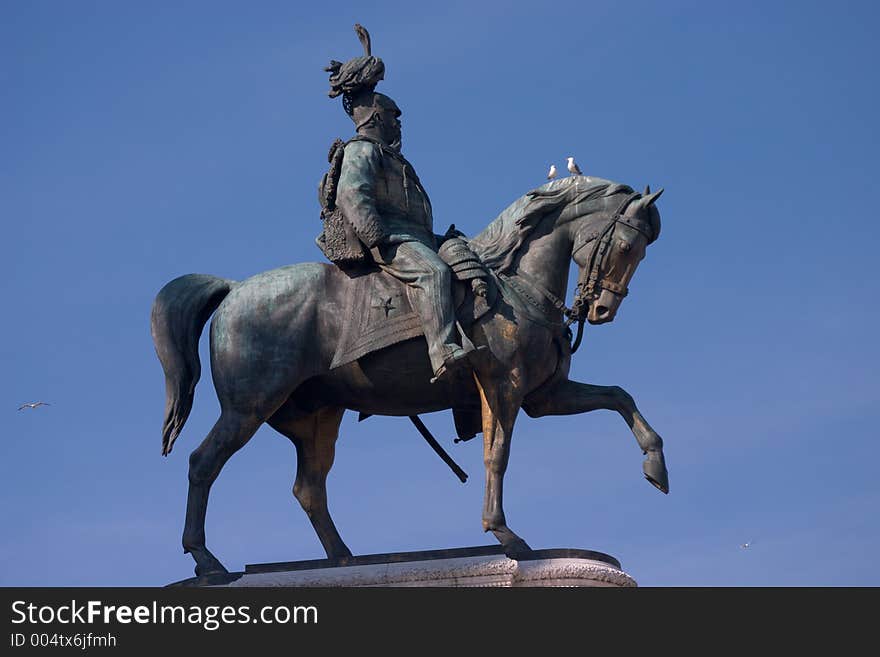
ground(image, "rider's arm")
xmin=336 ymin=140 xmax=387 ymax=248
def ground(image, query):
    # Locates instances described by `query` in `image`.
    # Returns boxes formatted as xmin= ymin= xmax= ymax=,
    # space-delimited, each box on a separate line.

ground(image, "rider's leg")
xmin=373 ymin=240 xmax=465 ymax=376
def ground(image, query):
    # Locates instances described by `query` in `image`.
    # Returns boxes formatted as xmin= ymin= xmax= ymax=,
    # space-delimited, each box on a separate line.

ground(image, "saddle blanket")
xmin=330 ymin=270 xmax=426 ymax=369
xmin=329 ymin=268 xmax=496 ymax=370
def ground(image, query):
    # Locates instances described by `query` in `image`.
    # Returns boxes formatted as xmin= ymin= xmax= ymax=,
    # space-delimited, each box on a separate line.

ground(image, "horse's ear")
xmin=643 ymin=188 xmax=664 ymax=206
xmin=644 ymin=185 xmax=651 ymax=195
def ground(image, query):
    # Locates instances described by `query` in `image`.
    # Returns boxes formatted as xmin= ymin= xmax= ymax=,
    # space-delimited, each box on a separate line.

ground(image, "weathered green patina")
xmin=150 ymin=25 xmax=669 ymax=579
xmin=151 ymin=175 xmax=667 ymax=577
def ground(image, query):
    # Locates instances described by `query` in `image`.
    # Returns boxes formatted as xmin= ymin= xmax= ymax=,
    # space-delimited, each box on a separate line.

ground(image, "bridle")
xmin=565 ymin=192 xmax=654 ymax=352
xmin=497 ymin=190 xmax=656 ymax=354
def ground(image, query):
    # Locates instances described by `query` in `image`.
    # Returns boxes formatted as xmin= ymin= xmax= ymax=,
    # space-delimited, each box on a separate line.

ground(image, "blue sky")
xmin=2 ymin=0 xmax=878 ymax=586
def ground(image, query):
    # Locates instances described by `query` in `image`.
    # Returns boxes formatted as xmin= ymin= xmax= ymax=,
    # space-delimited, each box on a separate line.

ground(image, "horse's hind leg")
xmin=522 ymin=379 xmax=669 ymax=493
xmin=270 ymin=406 xmax=352 ymax=560
xmin=183 ymin=410 xmax=263 ymax=576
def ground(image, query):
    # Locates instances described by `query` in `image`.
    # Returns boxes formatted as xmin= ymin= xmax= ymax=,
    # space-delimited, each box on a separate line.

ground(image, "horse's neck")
xmin=509 ymin=223 xmax=572 ymax=301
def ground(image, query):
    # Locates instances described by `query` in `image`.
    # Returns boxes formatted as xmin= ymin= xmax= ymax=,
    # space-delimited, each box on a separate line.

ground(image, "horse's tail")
xmin=150 ymin=273 xmax=235 ymax=456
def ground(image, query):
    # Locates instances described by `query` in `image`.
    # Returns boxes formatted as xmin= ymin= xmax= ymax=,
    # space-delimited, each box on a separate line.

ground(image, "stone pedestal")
xmin=169 ymin=546 xmax=636 ymax=587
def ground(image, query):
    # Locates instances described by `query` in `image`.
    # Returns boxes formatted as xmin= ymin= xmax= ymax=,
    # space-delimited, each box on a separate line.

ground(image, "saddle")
xmin=330 ymin=237 xmax=494 ymax=442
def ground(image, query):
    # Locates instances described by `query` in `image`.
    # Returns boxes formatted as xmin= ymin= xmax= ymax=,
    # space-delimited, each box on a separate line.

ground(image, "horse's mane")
xmin=469 ymin=176 xmax=632 ymax=274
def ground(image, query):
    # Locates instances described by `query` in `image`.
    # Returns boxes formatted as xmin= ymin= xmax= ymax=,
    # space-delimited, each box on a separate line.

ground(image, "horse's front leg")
xmin=473 ymin=373 xmax=531 ymax=556
xmin=523 ymin=379 xmax=669 ymax=494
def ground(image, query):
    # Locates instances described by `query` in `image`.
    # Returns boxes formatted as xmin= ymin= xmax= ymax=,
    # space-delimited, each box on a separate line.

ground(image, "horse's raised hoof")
xmin=643 ymin=450 xmax=669 ymax=494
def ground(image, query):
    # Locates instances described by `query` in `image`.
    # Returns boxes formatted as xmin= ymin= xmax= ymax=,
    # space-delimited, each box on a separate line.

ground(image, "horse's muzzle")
xmin=587 ymin=289 xmax=621 ymax=324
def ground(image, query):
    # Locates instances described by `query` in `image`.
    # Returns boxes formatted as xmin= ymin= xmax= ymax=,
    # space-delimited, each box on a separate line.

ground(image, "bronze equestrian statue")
xmin=150 ymin=26 xmax=669 ymax=577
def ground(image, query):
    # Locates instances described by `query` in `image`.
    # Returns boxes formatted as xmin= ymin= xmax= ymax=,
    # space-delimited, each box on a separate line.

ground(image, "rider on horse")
xmin=333 ymin=91 xmax=475 ymax=383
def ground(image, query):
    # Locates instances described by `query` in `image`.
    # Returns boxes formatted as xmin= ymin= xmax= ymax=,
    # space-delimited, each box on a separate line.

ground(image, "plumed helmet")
xmin=325 ymin=24 xmax=387 ymax=118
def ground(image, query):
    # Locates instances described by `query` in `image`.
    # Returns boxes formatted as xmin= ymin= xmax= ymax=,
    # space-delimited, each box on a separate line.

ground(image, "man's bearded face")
xmin=379 ymin=106 xmax=402 ymax=151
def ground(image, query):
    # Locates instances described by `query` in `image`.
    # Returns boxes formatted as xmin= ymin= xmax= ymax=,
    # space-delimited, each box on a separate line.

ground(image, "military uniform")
xmin=335 ymin=136 xmax=462 ymax=379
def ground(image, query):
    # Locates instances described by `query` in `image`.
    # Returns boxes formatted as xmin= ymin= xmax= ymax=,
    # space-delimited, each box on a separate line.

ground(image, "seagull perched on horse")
xmin=567 ymin=156 xmax=583 ymax=176
xmin=547 ymin=164 xmax=557 ymax=181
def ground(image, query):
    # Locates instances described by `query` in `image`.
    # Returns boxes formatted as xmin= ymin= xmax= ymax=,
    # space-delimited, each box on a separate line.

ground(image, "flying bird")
xmin=547 ymin=164 xmax=557 ymax=180
xmin=740 ymin=541 xmax=753 ymax=549
xmin=18 ymin=401 xmax=50 ymax=411
xmin=567 ymin=156 xmax=583 ymax=176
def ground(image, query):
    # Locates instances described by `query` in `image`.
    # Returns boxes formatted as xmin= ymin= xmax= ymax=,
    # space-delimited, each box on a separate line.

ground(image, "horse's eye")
xmin=618 ymin=240 xmax=632 ymax=253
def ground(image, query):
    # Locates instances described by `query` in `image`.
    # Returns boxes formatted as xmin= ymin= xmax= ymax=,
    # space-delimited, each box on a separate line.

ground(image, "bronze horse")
xmin=151 ymin=176 xmax=668 ymax=576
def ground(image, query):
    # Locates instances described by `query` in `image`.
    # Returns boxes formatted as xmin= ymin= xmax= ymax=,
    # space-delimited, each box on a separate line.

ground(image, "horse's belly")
xmin=291 ymin=338 xmax=467 ymax=416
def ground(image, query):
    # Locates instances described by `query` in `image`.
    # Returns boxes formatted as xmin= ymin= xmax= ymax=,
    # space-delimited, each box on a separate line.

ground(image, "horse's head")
xmin=570 ymin=188 xmax=663 ymax=325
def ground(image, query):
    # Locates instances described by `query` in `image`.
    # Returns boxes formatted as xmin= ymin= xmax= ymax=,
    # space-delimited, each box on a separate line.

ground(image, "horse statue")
xmin=151 ymin=175 xmax=669 ymax=577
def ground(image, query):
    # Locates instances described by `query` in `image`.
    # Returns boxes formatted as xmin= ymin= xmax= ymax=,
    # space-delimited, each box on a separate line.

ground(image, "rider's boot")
xmin=430 ymin=344 xmax=477 ymax=384
xmin=430 ymin=329 xmax=487 ymax=384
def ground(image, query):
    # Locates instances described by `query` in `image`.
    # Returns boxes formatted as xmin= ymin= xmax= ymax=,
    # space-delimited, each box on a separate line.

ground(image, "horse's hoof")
xmin=325 ymin=545 xmax=354 ymax=562
xmin=643 ymin=450 xmax=669 ymax=494
xmin=503 ymin=538 xmax=532 ymax=560
xmin=194 ymin=563 xmax=229 ymax=578
xmin=190 ymin=548 xmax=229 ymax=577
xmin=490 ymin=527 xmax=532 ymax=558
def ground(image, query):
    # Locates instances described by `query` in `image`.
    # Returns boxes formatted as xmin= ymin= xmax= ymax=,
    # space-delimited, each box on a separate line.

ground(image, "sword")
xmin=358 ymin=412 xmax=468 ymax=483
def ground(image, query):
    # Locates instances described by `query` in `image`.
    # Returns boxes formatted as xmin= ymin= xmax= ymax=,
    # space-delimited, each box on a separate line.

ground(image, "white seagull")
xmin=18 ymin=401 xmax=51 ymax=411
xmin=740 ymin=541 xmax=753 ymax=549
xmin=546 ymin=164 xmax=557 ymax=180
xmin=567 ymin=156 xmax=583 ymax=176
